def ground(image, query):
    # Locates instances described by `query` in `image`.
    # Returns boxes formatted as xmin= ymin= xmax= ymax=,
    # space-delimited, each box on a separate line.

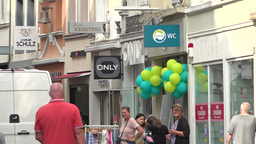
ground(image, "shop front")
xmin=187 ymin=7 xmax=255 ymax=143
xmin=62 ymin=34 xmax=91 ymax=125
xmin=85 ymin=39 xmax=123 ymax=125
xmin=141 ymin=9 xmax=189 ymax=128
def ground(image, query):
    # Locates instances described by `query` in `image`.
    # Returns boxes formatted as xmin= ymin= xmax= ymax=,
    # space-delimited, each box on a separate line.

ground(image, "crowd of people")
xmin=118 ymin=104 xmax=190 ymax=144
xmin=2 ymin=82 xmax=253 ymax=144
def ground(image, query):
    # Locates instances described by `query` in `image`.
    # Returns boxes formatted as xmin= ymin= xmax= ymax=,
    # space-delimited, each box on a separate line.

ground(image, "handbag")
xmin=116 ymin=118 xmax=130 ymax=144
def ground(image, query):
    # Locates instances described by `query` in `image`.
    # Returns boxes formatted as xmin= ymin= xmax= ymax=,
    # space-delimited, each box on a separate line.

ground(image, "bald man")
xmin=226 ymin=102 xmax=256 ymax=144
xmin=34 ymin=83 xmax=86 ymax=144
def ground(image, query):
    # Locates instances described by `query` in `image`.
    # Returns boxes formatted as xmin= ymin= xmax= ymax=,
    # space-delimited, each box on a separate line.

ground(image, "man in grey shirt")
xmin=226 ymin=102 xmax=256 ymax=144
xmin=0 ymin=132 xmax=5 ymax=144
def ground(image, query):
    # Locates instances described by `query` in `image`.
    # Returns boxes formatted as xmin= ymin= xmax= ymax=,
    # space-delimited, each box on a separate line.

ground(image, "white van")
xmin=0 ymin=69 xmax=52 ymax=144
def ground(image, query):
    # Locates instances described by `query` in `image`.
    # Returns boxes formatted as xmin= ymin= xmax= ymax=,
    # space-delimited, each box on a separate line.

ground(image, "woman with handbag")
xmin=118 ymin=106 xmax=143 ymax=144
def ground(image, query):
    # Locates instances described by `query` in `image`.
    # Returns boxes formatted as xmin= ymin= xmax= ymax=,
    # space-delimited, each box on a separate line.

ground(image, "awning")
xmin=51 ymin=72 xmax=91 ymax=79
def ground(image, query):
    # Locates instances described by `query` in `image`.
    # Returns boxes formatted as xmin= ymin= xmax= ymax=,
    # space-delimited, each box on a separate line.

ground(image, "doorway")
xmin=70 ymin=84 xmax=89 ymax=125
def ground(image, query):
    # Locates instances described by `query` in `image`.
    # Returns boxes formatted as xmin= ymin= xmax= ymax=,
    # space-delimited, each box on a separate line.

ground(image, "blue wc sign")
xmin=144 ymin=25 xmax=180 ymax=47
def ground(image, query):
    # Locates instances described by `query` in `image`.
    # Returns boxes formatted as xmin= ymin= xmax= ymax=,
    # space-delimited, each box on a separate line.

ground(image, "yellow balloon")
xmin=141 ymin=70 xmax=152 ymax=81
xmin=137 ymin=87 xmax=141 ymax=94
xmin=151 ymin=94 xmax=158 ymax=97
xmin=164 ymin=81 xmax=176 ymax=93
xmin=151 ymin=66 xmax=163 ymax=76
xmin=172 ymin=63 xmax=183 ymax=74
xmin=161 ymin=68 xmax=168 ymax=76
xmin=167 ymin=59 xmax=177 ymax=71
xmin=196 ymin=66 xmax=204 ymax=74
xmin=169 ymin=73 xmax=181 ymax=85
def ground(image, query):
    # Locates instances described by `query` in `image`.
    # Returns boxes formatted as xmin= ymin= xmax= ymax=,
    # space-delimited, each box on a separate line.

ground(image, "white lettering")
xmin=97 ymin=65 xmax=118 ymax=71
xmin=167 ymin=33 xmax=176 ymax=38
xmin=213 ymin=110 xmax=221 ymax=115
xmin=97 ymin=65 xmax=103 ymax=70
xmin=198 ymin=111 xmax=205 ymax=116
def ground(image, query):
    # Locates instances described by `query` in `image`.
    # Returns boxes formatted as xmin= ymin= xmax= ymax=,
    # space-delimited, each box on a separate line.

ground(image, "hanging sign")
xmin=68 ymin=22 xmax=105 ymax=33
xmin=144 ymin=25 xmax=180 ymax=47
xmin=94 ymin=56 xmax=121 ymax=79
xmin=210 ymin=102 xmax=224 ymax=121
xmin=14 ymin=26 xmax=37 ymax=50
xmin=195 ymin=103 xmax=208 ymax=122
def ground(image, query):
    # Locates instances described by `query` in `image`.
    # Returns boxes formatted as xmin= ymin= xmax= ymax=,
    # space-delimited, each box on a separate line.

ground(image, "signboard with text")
xmin=14 ymin=26 xmax=37 ymax=50
xmin=195 ymin=103 xmax=208 ymax=122
xmin=94 ymin=56 xmax=121 ymax=79
xmin=210 ymin=102 xmax=224 ymax=121
xmin=68 ymin=22 xmax=105 ymax=34
xmin=144 ymin=25 xmax=180 ymax=47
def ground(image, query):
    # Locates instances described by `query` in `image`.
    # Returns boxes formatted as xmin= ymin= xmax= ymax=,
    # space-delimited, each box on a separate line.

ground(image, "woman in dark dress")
xmin=145 ymin=116 xmax=169 ymax=144
xmin=166 ymin=104 xmax=190 ymax=144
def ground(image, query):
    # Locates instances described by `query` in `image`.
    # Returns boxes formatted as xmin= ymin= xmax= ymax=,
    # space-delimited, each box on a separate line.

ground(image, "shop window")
xmin=229 ymin=60 xmax=253 ymax=118
xmin=195 ymin=64 xmax=224 ymax=144
xmin=195 ymin=65 xmax=208 ymax=144
xmin=209 ymin=64 xmax=224 ymax=144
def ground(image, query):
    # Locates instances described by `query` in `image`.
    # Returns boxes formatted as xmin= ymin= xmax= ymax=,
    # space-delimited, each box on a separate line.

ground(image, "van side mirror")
xmin=9 ymin=114 xmax=20 ymax=123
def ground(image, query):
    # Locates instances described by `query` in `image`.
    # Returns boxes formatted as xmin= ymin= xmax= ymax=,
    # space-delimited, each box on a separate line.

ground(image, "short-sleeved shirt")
xmin=228 ymin=114 xmax=256 ymax=144
xmin=34 ymin=98 xmax=83 ymax=144
xmin=119 ymin=117 xmax=139 ymax=144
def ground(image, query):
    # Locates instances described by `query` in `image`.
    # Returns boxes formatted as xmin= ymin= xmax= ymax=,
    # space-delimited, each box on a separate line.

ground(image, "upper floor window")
xmin=68 ymin=0 xmax=88 ymax=22
xmin=16 ymin=0 xmax=35 ymax=26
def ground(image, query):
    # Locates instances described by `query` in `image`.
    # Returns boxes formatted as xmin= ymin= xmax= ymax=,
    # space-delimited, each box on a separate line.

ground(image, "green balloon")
xmin=172 ymin=63 xmax=183 ymax=74
xmin=172 ymin=90 xmax=182 ymax=98
xmin=164 ymin=81 xmax=176 ymax=93
xmin=167 ymin=59 xmax=177 ymax=71
xmin=196 ymin=73 xmax=207 ymax=85
xmin=169 ymin=73 xmax=181 ymax=85
xmin=140 ymin=91 xmax=151 ymax=99
xmin=180 ymin=71 xmax=188 ymax=83
xmin=150 ymin=75 xmax=161 ymax=86
xmin=161 ymin=67 xmax=168 ymax=76
xmin=137 ymin=87 xmax=141 ymax=94
xmin=151 ymin=66 xmax=162 ymax=76
xmin=141 ymin=70 xmax=152 ymax=81
xmin=176 ymin=82 xmax=187 ymax=94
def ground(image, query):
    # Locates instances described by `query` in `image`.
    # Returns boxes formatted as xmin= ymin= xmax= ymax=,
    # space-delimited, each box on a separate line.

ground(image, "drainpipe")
xmin=8 ymin=0 xmax=11 ymax=65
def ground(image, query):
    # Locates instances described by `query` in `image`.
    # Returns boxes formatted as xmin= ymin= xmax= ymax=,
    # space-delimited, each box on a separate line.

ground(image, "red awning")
xmin=51 ymin=72 xmax=91 ymax=79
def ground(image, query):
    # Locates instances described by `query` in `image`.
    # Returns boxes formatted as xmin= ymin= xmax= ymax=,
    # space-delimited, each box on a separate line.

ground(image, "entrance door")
xmin=70 ymin=85 xmax=89 ymax=125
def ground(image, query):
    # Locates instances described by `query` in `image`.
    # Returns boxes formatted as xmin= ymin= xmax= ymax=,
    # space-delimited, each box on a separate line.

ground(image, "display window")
xmin=195 ymin=64 xmax=224 ymax=144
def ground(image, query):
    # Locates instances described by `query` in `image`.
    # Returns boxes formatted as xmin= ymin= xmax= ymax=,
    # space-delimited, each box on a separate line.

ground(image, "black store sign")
xmin=70 ymin=50 xmax=86 ymax=58
xmin=94 ymin=56 xmax=121 ymax=79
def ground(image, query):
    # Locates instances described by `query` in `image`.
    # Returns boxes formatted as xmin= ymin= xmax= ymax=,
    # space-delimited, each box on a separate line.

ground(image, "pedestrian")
xmin=0 ymin=132 xmax=5 ymax=144
xmin=226 ymin=102 xmax=256 ymax=144
xmin=118 ymin=106 xmax=143 ymax=144
xmin=34 ymin=83 xmax=86 ymax=144
xmin=135 ymin=113 xmax=146 ymax=144
xmin=166 ymin=103 xmax=190 ymax=144
xmin=145 ymin=115 xmax=169 ymax=144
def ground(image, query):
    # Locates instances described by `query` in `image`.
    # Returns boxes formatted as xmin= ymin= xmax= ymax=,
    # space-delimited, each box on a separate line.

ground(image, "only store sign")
xmin=144 ymin=25 xmax=180 ymax=47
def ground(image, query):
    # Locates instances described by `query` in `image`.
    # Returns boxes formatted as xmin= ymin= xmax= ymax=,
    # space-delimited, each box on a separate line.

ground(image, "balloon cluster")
xmin=162 ymin=59 xmax=188 ymax=98
xmin=136 ymin=59 xmax=188 ymax=99
xmin=136 ymin=66 xmax=165 ymax=99
xmin=195 ymin=66 xmax=208 ymax=93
